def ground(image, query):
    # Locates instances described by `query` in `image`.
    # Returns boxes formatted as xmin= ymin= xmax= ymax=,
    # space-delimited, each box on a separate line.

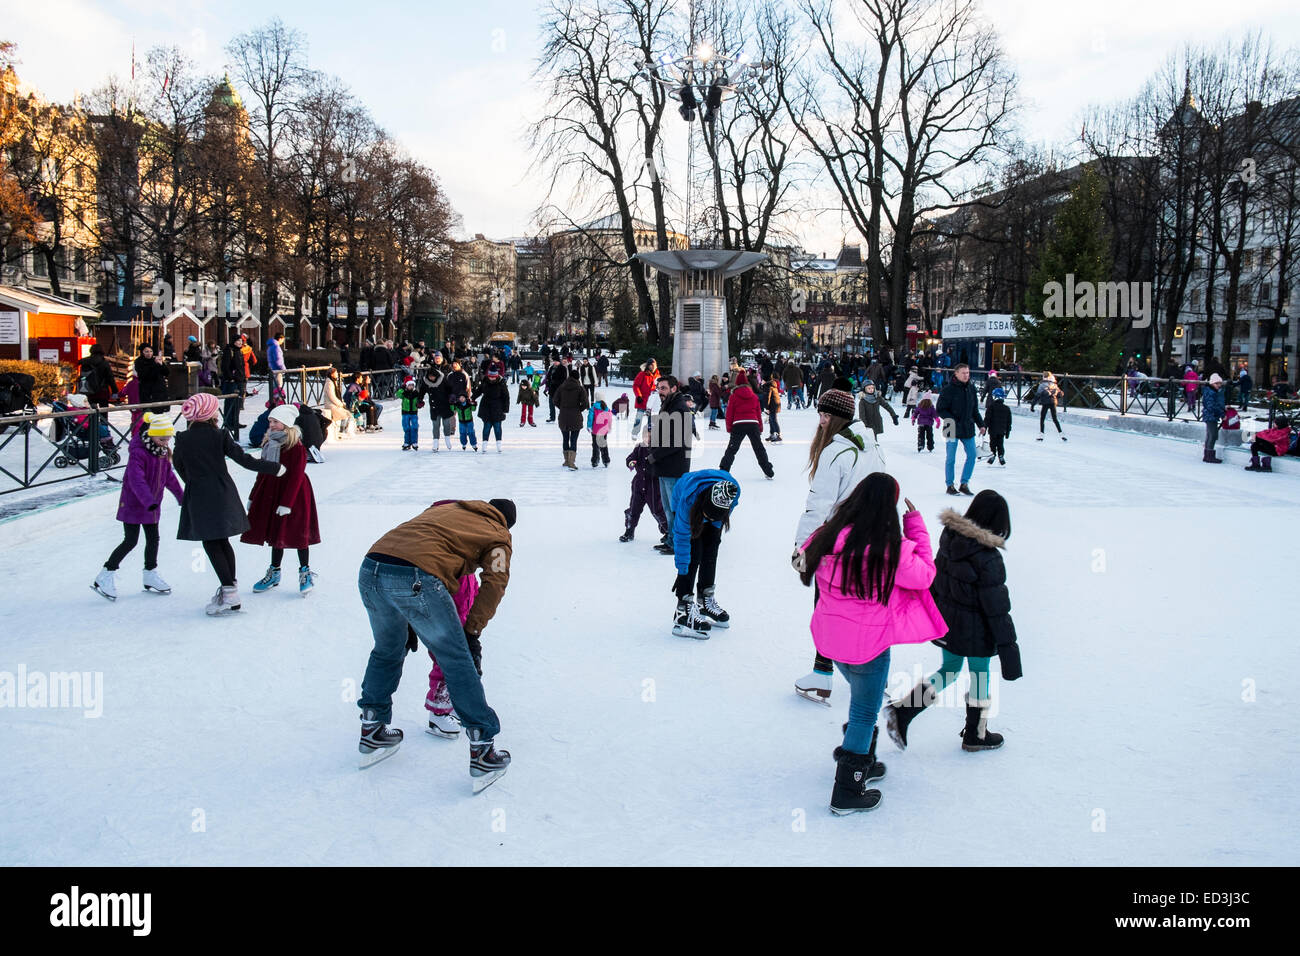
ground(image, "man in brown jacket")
xmin=355 ymin=498 xmax=515 ymax=793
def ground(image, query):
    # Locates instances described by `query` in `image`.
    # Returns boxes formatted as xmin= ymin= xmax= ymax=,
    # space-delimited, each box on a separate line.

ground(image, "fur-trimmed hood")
xmin=938 ymin=508 xmax=1006 ymax=550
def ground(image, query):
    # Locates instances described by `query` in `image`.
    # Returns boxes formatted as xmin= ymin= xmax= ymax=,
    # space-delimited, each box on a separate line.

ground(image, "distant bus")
xmin=488 ymin=331 xmax=518 ymax=346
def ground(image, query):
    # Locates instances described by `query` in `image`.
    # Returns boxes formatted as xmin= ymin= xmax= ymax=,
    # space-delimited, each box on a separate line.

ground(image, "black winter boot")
xmin=960 ymin=695 xmax=1004 ymax=751
xmin=830 ymin=749 xmax=883 ymax=815
xmin=619 ymin=526 xmax=635 ymax=542
xmin=837 ymin=724 xmax=885 ymax=782
xmin=885 ymin=680 xmax=937 ymax=750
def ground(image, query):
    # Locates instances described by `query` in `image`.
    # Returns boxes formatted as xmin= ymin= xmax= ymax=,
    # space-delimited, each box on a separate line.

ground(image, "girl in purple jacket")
xmin=91 ymin=413 xmax=184 ymax=601
xmin=797 ymin=473 xmax=947 ymax=815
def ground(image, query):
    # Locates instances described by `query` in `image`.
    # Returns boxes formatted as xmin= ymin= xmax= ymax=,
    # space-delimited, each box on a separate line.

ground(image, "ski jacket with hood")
xmin=929 ymin=508 xmax=1022 ymax=679
xmin=117 ymin=425 xmax=184 ymax=525
xmin=670 ymin=469 xmax=740 ymax=574
xmin=806 ymin=510 xmax=947 ymax=665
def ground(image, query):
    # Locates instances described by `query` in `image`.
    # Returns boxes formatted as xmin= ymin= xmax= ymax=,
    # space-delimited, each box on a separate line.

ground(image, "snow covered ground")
xmin=1 ymin=393 xmax=1296 ymax=866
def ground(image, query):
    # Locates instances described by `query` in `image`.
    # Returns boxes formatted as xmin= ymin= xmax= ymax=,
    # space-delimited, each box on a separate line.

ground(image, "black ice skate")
xmin=359 ymin=713 xmax=403 ymax=769
xmin=619 ymin=527 xmax=634 ymax=542
xmin=468 ymin=728 xmax=510 ymax=794
xmin=697 ymin=587 xmax=729 ymax=628
xmin=672 ymin=597 xmax=712 ymax=640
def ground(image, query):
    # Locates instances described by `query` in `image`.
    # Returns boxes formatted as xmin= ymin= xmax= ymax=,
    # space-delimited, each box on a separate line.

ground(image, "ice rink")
xmin=1 ymin=395 xmax=1296 ymax=865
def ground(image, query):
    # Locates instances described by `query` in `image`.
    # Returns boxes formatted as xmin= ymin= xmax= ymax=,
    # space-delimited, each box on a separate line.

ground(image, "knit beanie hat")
xmin=488 ymin=498 xmax=517 ymax=529
xmin=817 ymin=388 xmax=855 ymax=420
xmin=144 ymin=412 xmax=174 ymax=438
xmin=268 ymin=404 xmax=299 ymax=428
xmin=701 ymin=480 xmax=738 ymax=521
xmin=181 ymin=392 xmax=220 ymax=422
xmin=992 ymin=387 xmax=1006 ymax=401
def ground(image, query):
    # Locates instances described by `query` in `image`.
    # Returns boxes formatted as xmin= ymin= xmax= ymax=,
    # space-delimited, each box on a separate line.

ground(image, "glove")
xmin=405 ymin=625 xmax=420 ymax=654
xmin=276 ymin=465 xmax=287 ymax=477
xmin=791 ymin=548 xmax=808 ymax=572
xmin=275 ymin=505 xmax=291 ymax=516
xmin=464 ymin=631 xmax=483 ymax=675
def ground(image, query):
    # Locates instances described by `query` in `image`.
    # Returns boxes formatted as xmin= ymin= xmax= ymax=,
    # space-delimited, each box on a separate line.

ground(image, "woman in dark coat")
xmin=555 ymin=366 xmax=589 ymax=470
xmin=476 ymin=367 xmax=511 ymax=452
xmin=173 ymin=392 xmax=283 ymax=615
xmin=883 ymin=490 xmax=1021 ymax=752
xmin=134 ymin=344 xmax=170 ymax=405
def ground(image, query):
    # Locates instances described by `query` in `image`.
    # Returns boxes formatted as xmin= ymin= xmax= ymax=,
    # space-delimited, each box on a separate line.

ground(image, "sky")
xmin=4 ymin=0 xmax=1299 ymax=257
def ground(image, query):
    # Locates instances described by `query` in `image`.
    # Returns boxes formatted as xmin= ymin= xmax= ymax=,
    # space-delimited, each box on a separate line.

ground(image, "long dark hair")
xmin=689 ymin=495 xmax=730 ymax=539
xmin=964 ymin=489 xmax=1011 ymax=541
xmin=799 ymin=472 xmax=901 ymax=603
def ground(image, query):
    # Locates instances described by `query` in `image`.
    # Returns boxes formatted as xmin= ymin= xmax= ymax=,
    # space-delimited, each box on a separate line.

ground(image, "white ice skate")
xmin=426 ymin=712 xmax=462 ymax=739
xmin=794 ymin=670 xmax=833 ymax=706
xmin=142 ymin=568 xmax=171 ymax=595
xmin=205 ymin=585 xmax=242 ymax=616
xmin=91 ymin=568 xmax=117 ymax=601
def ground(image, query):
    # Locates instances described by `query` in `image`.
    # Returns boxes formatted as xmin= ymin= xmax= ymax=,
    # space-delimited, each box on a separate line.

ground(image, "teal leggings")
xmin=927 ymin=649 xmax=993 ymax=701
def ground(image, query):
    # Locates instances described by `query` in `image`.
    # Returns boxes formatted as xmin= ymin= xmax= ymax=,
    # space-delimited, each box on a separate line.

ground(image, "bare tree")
xmin=786 ymin=0 xmax=1017 ymax=354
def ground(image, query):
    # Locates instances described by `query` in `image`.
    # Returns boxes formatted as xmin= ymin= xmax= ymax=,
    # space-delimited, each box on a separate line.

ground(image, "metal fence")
xmin=0 ymin=399 xmax=207 ymax=495
xmin=249 ymin=366 xmax=402 ymax=405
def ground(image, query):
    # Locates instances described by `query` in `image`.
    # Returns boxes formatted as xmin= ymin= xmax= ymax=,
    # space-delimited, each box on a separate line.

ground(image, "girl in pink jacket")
xmin=797 ymin=472 xmax=947 ymax=815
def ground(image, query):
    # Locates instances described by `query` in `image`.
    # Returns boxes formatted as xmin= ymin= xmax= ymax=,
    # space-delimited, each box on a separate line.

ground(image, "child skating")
xmin=517 ymin=377 xmax=539 ymax=427
xmin=92 ymin=412 xmax=184 ymax=601
xmin=242 ymin=404 xmax=322 ymax=596
xmin=914 ymin=397 xmax=937 ymax=452
xmin=398 ymin=376 xmax=423 ymax=450
xmin=172 ymin=393 xmax=283 ymax=615
xmin=620 ymin=430 xmax=669 ymax=543
xmin=985 ymin=387 xmax=1011 ymax=465
xmin=587 ymin=395 xmax=613 ymax=467
xmin=884 ymin=490 xmax=1022 ymax=754
xmin=797 ymin=473 xmax=947 ymax=814
xmin=453 ymin=392 xmax=478 ymax=451
xmin=669 ymin=471 xmax=740 ymax=639
xmin=424 ymin=572 xmax=480 ymax=738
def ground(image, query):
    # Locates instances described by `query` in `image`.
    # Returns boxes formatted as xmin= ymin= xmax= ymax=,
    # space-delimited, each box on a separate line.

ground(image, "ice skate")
xmin=426 ymin=711 xmax=461 ymax=739
xmin=468 ymin=728 xmax=510 ymax=793
xmin=698 ymin=587 xmax=730 ymax=628
xmin=205 ymin=584 xmax=242 ymax=616
xmin=444 ymin=435 xmax=453 ymax=450
xmin=92 ymin=568 xmax=117 ymax=601
xmin=252 ymin=565 xmax=281 ymax=593
xmin=359 ymin=715 xmax=403 ymax=769
xmin=619 ymin=527 xmax=634 ymax=543
xmin=795 ymin=670 xmax=832 ymax=706
xmin=496 ymin=440 xmax=502 ymax=453
xmin=672 ymin=597 xmax=712 ymax=640
xmin=142 ymin=568 xmax=171 ymax=595
xmin=298 ymin=566 xmax=316 ymax=595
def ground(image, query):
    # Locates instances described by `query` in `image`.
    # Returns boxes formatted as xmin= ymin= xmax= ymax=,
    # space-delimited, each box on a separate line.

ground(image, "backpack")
xmin=1221 ymin=406 xmax=1241 ymax=431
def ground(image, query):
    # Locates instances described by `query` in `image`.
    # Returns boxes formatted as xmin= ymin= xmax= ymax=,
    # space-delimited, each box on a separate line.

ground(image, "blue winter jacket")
xmin=267 ymin=338 xmax=286 ymax=372
xmin=670 ymin=469 xmax=740 ymax=573
xmin=1201 ymin=384 xmax=1226 ymax=424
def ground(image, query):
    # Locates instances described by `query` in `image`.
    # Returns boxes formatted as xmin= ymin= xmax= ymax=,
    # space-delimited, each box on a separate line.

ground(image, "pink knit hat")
xmin=181 ymin=392 xmax=220 ymax=422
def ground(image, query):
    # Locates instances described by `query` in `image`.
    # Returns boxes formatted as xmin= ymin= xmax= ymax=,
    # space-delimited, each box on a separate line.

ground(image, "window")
xmin=469 ymin=259 xmax=487 ymax=274
xmin=32 ymin=248 xmax=47 ymax=276
xmin=1259 ymin=283 xmax=1271 ymax=306
xmin=1261 ymin=247 xmax=1274 ymax=267
xmin=1243 ymin=250 xmax=1255 ymax=271
xmin=1190 ymin=289 xmax=1201 ymax=310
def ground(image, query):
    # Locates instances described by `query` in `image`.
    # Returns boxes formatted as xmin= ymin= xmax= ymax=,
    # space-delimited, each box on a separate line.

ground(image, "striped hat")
xmin=181 ymin=392 xmax=220 ymax=422
xmin=816 ymin=388 xmax=855 ymax=421
xmin=144 ymin=412 xmax=175 ymax=438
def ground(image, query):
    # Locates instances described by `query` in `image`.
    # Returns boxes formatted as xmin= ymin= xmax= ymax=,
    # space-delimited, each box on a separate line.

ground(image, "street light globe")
xmin=696 ymin=43 xmax=713 ymax=62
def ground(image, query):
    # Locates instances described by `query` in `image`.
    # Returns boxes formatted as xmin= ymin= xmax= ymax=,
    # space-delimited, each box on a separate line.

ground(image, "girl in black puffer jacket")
xmin=884 ymin=490 xmax=1022 ymax=752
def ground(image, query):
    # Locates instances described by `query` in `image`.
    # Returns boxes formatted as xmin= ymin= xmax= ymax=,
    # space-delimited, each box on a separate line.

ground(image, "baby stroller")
xmin=51 ymin=396 xmax=121 ymax=468
xmin=0 ymin=372 xmax=38 ymax=434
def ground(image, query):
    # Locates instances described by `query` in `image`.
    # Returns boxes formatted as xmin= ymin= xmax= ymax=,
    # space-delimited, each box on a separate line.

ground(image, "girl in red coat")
xmin=242 ymin=404 xmax=322 ymax=595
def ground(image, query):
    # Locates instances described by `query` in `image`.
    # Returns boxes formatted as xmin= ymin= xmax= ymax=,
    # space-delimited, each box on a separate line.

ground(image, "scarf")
xmin=261 ymin=428 xmax=288 ymax=464
xmin=144 ymin=439 xmax=170 ymax=460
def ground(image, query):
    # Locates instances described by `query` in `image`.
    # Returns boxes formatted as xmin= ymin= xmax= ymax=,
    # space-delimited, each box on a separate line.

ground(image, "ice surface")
xmin=1 ymin=397 xmax=1296 ymax=865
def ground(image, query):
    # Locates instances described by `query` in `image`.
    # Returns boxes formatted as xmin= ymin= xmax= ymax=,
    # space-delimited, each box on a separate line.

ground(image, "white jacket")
xmin=794 ymin=423 xmax=881 ymax=546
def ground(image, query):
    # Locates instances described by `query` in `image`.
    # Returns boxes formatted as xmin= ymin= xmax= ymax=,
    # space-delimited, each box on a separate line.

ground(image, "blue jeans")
xmin=402 ymin=412 xmax=419 ymax=446
xmin=482 ymin=420 xmax=502 ymax=442
xmin=945 ymin=436 xmax=976 ymax=485
xmin=659 ymin=476 xmax=680 ymax=533
xmin=356 ymin=557 xmax=499 ymax=735
xmin=834 ymin=649 xmax=891 ymax=754
xmin=458 ymin=420 xmax=477 ymax=447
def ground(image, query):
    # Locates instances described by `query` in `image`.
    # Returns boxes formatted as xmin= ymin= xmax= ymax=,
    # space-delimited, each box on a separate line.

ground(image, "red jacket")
xmin=633 ymin=369 xmax=659 ymax=410
xmin=241 ymin=442 xmax=321 ymax=549
xmin=724 ymin=383 xmax=762 ymax=431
